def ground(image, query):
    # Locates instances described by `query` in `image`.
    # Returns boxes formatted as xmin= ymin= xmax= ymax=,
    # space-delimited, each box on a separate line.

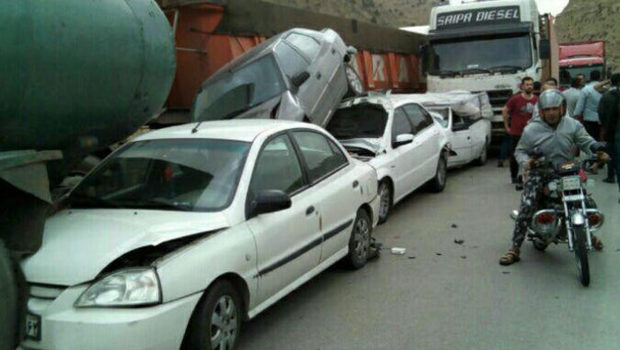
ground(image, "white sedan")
xmin=427 ymin=106 xmax=491 ymax=168
xmin=19 ymin=120 xmax=379 ymax=350
xmin=326 ymin=94 xmax=450 ymax=224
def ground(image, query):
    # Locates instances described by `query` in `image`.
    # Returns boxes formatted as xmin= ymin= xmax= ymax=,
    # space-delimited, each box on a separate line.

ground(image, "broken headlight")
xmin=75 ymin=268 xmax=161 ymax=308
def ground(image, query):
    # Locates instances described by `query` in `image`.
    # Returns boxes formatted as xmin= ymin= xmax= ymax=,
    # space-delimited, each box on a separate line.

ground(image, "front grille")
xmin=29 ymin=283 xmax=66 ymax=301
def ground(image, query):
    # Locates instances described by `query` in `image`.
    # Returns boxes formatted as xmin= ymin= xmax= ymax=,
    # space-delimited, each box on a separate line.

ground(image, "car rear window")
xmin=326 ymin=104 xmax=388 ymax=139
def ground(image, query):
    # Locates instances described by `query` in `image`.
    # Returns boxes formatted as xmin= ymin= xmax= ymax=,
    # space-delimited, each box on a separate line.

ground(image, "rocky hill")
xmin=555 ymin=0 xmax=619 ymax=71
xmin=264 ymin=0 xmax=618 ymax=70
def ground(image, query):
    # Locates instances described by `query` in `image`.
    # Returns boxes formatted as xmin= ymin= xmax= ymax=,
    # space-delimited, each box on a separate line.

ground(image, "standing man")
xmin=576 ymin=73 xmax=586 ymax=88
xmin=564 ymin=77 xmax=584 ymax=118
xmin=503 ymin=77 xmax=537 ymax=184
xmin=575 ymin=70 xmax=604 ymax=140
xmin=598 ymin=73 xmax=620 ymax=186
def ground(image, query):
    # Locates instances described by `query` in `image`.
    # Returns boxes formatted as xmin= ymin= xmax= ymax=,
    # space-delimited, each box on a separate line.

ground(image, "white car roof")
xmin=133 ymin=119 xmax=317 ymax=143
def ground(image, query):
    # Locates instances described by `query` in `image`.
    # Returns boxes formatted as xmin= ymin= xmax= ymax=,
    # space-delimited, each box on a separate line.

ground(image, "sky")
xmin=535 ymin=0 xmax=570 ymax=16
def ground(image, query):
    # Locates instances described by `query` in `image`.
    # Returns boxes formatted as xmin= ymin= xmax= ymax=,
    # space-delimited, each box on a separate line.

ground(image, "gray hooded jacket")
xmin=515 ymin=116 xmax=597 ymax=169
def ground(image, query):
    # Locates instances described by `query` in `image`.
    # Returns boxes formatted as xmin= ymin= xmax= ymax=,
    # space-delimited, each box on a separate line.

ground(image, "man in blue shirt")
xmin=575 ymin=70 xmax=604 ymax=140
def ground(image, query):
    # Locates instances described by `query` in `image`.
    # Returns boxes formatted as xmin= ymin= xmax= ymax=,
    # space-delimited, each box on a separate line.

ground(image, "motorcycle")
xmin=510 ymin=151 xmax=606 ymax=286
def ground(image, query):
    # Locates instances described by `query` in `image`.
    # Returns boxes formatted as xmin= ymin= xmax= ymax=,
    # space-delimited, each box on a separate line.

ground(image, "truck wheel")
xmin=344 ymin=64 xmax=364 ymax=98
xmin=182 ymin=281 xmax=242 ymax=350
xmin=0 ymin=241 xmax=17 ymax=350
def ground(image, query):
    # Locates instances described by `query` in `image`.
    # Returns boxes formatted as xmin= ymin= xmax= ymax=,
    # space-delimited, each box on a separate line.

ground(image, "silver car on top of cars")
xmin=191 ymin=28 xmax=364 ymax=127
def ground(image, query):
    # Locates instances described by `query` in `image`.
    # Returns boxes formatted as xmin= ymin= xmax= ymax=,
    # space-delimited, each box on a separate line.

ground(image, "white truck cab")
xmin=424 ymin=0 xmax=558 ymax=138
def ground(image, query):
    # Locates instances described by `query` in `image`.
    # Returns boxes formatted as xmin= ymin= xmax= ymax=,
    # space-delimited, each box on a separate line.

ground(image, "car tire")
xmin=344 ymin=64 xmax=364 ymax=98
xmin=377 ymin=180 xmax=392 ymax=224
xmin=345 ymin=209 xmax=372 ymax=269
xmin=428 ymin=154 xmax=447 ymax=193
xmin=473 ymin=142 xmax=488 ymax=166
xmin=182 ymin=280 xmax=243 ymax=350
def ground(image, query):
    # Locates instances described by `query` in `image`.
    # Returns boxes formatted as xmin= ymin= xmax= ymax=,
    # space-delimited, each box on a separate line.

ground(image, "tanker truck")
xmin=0 ymin=1 xmax=176 ymax=348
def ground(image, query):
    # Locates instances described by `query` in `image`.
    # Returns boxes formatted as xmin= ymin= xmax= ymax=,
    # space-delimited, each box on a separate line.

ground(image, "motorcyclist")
xmin=499 ymin=89 xmax=610 ymax=265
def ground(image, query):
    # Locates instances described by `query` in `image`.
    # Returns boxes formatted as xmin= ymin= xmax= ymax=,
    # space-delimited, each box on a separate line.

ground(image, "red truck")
xmin=559 ymin=41 xmax=606 ymax=87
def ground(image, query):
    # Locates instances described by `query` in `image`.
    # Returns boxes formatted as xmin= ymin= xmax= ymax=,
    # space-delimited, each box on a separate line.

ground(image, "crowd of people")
xmin=497 ymin=71 xmax=620 ymax=265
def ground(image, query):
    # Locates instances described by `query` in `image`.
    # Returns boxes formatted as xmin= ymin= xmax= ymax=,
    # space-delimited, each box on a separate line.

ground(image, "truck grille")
xmin=486 ymin=89 xmax=514 ymax=111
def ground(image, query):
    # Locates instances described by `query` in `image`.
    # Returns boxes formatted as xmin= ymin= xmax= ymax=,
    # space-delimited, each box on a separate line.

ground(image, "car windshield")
xmin=428 ymin=33 xmax=532 ymax=74
xmin=68 ymin=139 xmax=250 ymax=212
xmin=192 ymin=54 xmax=286 ymax=121
xmin=326 ymin=104 xmax=388 ymax=139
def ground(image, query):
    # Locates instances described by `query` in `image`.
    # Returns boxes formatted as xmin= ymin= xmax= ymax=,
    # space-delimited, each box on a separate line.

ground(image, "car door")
xmin=467 ymin=118 xmax=488 ymax=161
xmin=245 ymin=133 xmax=322 ymax=304
xmin=290 ymin=130 xmax=359 ymax=263
xmin=449 ymin=111 xmax=473 ymax=164
xmin=402 ymin=103 xmax=440 ymax=185
xmin=389 ymin=107 xmax=421 ymax=201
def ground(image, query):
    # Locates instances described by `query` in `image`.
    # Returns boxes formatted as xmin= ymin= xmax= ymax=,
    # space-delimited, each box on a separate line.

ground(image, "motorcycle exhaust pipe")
xmin=510 ymin=210 xmax=519 ymax=220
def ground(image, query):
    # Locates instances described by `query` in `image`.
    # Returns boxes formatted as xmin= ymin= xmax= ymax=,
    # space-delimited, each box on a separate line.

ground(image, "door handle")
xmin=352 ymin=180 xmax=359 ymax=188
xmin=306 ymin=206 xmax=315 ymax=216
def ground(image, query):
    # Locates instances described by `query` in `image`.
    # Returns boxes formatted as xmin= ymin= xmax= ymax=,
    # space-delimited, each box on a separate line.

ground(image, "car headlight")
xmin=75 ymin=268 xmax=161 ymax=308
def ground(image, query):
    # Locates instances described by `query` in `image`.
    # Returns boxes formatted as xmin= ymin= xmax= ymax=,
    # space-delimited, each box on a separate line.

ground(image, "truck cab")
xmin=424 ymin=0 xmax=558 ymax=138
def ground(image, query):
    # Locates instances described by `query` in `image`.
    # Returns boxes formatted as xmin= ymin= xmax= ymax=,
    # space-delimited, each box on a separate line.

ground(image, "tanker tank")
xmin=0 ymin=1 xmax=175 ymax=349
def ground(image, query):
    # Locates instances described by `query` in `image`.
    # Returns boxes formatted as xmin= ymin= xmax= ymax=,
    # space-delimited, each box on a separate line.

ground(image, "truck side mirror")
xmin=539 ymin=39 xmax=550 ymax=60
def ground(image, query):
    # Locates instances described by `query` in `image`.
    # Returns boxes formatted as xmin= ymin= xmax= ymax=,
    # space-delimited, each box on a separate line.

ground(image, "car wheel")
xmin=345 ymin=209 xmax=372 ymax=269
xmin=182 ymin=280 xmax=242 ymax=350
xmin=429 ymin=154 xmax=447 ymax=193
xmin=344 ymin=64 xmax=364 ymax=98
xmin=377 ymin=180 xmax=392 ymax=224
xmin=474 ymin=143 xmax=488 ymax=166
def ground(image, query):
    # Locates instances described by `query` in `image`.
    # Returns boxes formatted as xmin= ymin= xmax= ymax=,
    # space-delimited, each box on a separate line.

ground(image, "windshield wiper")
xmin=68 ymin=193 xmax=123 ymax=209
xmin=460 ymin=68 xmax=491 ymax=75
xmin=432 ymin=69 xmax=459 ymax=77
xmin=488 ymin=65 xmax=524 ymax=73
xmin=129 ymin=199 xmax=193 ymax=211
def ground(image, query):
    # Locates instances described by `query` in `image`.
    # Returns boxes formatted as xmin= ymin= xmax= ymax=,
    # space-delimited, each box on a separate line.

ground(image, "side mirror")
xmin=393 ymin=133 xmax=414 ymax=148
xmin=251 ymin=190 xmax=291 ymax=216
xmin=539 ymin=39 xmax=550 ymax=60
xmin=291 ymin=71 xmax=310 ymax=87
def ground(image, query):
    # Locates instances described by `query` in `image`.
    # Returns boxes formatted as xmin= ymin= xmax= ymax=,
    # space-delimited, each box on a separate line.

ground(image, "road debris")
xmin=391 ymin=247 xmax=406 ymax=255
xmin=454 ymin=239 xmax=464 ymax=245
xmin=451 ymin=224 xmax=458 ymax=228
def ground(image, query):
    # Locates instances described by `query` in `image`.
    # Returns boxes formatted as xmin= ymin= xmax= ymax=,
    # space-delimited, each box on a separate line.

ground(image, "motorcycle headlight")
xmin=75 ymin=268 xmax=161 ymax=308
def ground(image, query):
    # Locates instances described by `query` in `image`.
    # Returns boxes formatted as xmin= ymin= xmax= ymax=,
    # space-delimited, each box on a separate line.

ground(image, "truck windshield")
xmin=560 ymin=65 xmax=604 ymax=86
xmin=326 ymin=104 xmax=388 ymax=139
xmin=192 ymin=54 xmax=286 ymax=121
xmin=428 ymin=33 xmax=532 ymax=74
xmin=68 ymin=139 xmax=250 ymax=212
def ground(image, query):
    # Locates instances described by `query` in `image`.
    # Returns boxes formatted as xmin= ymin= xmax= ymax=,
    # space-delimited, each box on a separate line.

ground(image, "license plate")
xmin=562 ymin=175 xmax=581 ymax=191
xmin=25 ymin=313 xmax=41 ymax=340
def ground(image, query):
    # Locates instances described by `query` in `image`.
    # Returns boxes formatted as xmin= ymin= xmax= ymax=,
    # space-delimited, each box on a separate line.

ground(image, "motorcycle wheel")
xmin=573 ymin=226 xmax=590 ymax=287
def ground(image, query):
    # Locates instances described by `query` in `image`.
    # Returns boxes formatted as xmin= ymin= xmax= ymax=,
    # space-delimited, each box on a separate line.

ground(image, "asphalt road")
xmin=237 ymin=157 xmax=620 ymax=350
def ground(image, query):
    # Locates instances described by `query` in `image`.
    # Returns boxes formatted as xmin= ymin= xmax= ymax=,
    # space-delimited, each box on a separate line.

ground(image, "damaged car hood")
xmin=339 ymin=138 xmax=383 ymax=155
xmin=21 ymin=209 xmax=230 ymax=286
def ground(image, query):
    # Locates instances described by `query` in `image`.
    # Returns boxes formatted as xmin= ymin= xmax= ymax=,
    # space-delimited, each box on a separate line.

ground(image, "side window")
xmin=292 ymin=131 xmax=348 ymax=183
xmin=275 ymin=43 xmax=309 ymax=78
xmin=250 ymin=135 xmax=305 ymax=196
xmin=391 ymin=108 xmax=413 ymax=141
xmin=286 ymin=33 xmax=321 ymax=60
xmin=402 ymin=104 xmax=432 ymax=133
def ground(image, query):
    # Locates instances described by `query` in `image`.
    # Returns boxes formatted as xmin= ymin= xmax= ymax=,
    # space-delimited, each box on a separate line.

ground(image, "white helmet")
xmin=538 ymin=89 xmax=565 ymax=110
